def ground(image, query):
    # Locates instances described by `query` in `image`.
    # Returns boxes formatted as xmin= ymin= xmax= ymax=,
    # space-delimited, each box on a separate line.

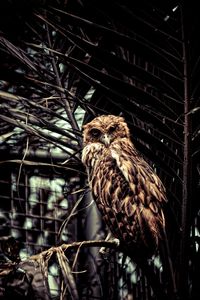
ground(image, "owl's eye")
xmin=108 ymin=124 xmax=118 ymax=133
xmin=90 ymin=128 xmax=101 ymax=138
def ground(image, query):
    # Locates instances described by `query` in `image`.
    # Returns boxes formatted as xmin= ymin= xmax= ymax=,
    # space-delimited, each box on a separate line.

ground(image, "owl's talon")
xmin=99 ymin=246 xmax=111 ymax=260
xmin=99 ymin=236 xmax=120 ymax=258
xmin=99 ymin=246 xmax=107 ymax=255
xmin=112 ymin=238 xmax=120 ymax=247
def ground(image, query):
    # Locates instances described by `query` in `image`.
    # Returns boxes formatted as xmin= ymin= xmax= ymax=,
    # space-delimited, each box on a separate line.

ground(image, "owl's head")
xmin=82 ymin=115 xmax=130 ymax=146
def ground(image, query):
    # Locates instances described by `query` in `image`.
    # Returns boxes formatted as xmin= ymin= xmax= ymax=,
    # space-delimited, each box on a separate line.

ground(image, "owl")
xmin=81 ymin=115 xmax=167 ymax=258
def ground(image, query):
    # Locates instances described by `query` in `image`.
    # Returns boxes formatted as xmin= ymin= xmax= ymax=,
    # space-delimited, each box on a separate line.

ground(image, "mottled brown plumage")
xmin=82 ymin=115 xmax=167 ymax=257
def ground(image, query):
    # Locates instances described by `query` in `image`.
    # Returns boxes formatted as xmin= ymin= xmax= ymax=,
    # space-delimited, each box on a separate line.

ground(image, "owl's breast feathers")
xmin=82 ymin=138 xmax=167 ymax=256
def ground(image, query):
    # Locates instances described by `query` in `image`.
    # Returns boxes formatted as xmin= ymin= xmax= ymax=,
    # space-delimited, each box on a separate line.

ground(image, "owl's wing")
xmin=110 ymin=140 xmax=167 ymax=212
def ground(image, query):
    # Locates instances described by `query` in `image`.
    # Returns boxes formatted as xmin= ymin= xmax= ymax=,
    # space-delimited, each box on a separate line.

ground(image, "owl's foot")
xmin=99 ymin=232 xmax=120 ymax=259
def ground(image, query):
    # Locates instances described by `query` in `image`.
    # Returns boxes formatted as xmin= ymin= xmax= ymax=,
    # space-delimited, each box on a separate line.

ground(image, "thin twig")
xmin=46 ymin=24 xmax=82 ymax=146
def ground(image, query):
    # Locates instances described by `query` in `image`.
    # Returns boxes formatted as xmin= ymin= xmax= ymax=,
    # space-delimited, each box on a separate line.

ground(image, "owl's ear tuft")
xmin=118 ymin=116 xmax=125 ymax=123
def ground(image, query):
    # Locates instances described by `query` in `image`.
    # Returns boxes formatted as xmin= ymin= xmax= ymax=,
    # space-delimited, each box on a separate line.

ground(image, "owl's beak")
xmin=101 ymin=134 xmax=111 ymax=146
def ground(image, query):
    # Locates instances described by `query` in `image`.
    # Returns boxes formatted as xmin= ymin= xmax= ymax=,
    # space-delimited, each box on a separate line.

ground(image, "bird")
xmin=81 ymin=114 xmax=168 ymax=259
xmin=81 ymin=114 xmax=177 ymax=299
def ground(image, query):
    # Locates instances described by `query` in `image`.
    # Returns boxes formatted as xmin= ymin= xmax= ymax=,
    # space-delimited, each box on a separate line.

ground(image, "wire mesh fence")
xmin=0 ymin=163 xmax=160 ymax=300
